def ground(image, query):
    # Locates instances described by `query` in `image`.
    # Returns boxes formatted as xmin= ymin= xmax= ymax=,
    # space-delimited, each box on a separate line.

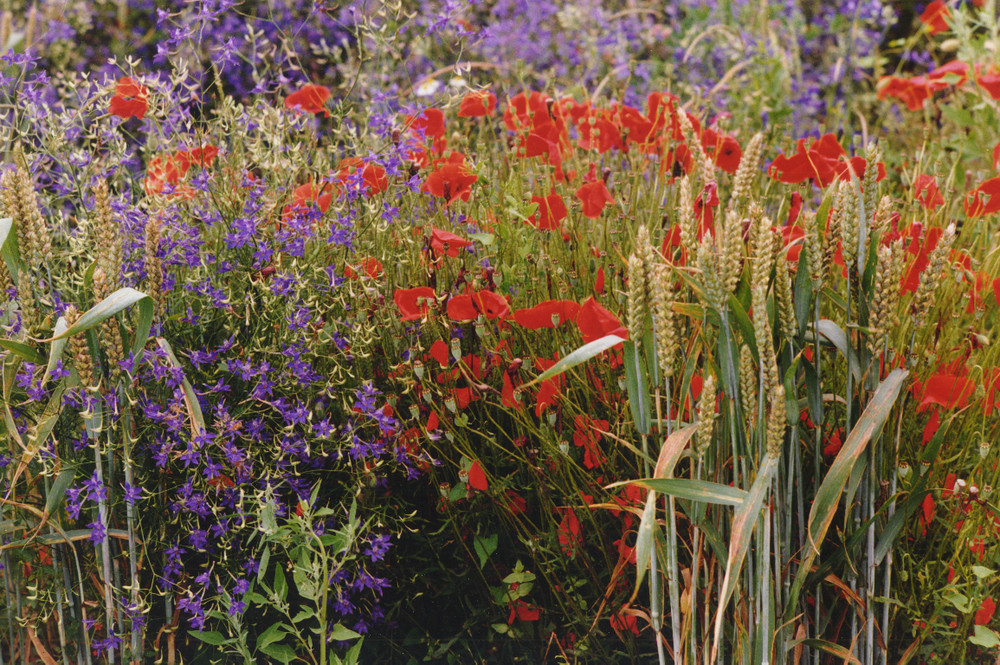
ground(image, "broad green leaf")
xmin=623 ymin=340 xmax=650 ymax=435
xmin=155 ymin=337 xmax=206 ymax=437
xmin=260 ymin=642 xmax=297 ymax=664
xmin=943 ymin=590 xmax=970 ymax=613
xmin=343 ymin=637 xmax=364 ymax=665
xmin=256 ymin=623 xmax=286 ymax=650
xmin=812 ymin=319 xmax=862 ymax=382
xmin=291 ymin=608 xmax=314 ymax=623
xmin=785 ymin=368 xmax=907 ymax=623
xmin=519 ymin=335 xmax=626 ymax=388
xmin=972 ymin=565 xmax=995 ymax=580
xmin=43 ymin=316 xmax=69 ymax=385
xmin=0 ymin=340 xmax=44 ymax=364
xmin=9 ymin=381 xmax=65 ymax=489
xmin=329 ymin=624 xmax=362 ymax=641
xmin=970 ymin=625 xmax=1000 ymax=648
xmin=726 ymin=293 xmax=757 ymax=360
xmin=711 ymin=454 xmax=778 ymax=660
xmin=653 ymin=423 xmax=698 ymax=479
xmin=274 ymin=565 xmax=287 ymax=602
xmin=0 ymin=217 xmax=20 ymax=280
xmin=190 ymin=630 xmax=227 ymax=646
xmin=257 ymin=547 xmax=270 ymax=583
xmin=473 ymin=533 xmax=498 ymax=569
xmin=631 ymin=490 xmax=657 ymax=601
xmin=48 ymin=288 xmax=150 ymax=341
xmin=628 ymin=479 xmax=748 ymax=507
xmin=44 ymin=467 xmax=75 ymax=516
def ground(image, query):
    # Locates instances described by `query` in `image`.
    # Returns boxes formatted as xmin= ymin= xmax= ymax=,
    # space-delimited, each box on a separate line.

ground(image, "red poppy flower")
xmin=527 ymin=190 xmax=568 ymax=230
xmin=877 ymin=75 xmax=948 ymax=111
xmin=422 ymin=155 xmax=478 ymax=205
xmin=701 ymin=129 xmax=742 ymax=174
xmin=594 ymin=266 xmax=606 ymax=294
xmin=919 ymin=493 xmax=935 ymax=536
xmin=430 ymin=227 xmax=472 ymax=257
xmin=965 ymin=175 xmax=1000 ymax=217
xmin=533 ymin=356 xmax=563 ymax=417
xmin=981 ymin=69 xmax=1000 ymax=100
xmin=344 ymin=256 xmax=383 ymax=280
xmin=457 ymin=91 xmax=497 ymax=117
xmin=576 ymin=181 xmax=615 ymax=218
xmin=513 ymin=300 xmax=580 ymax=329
xmin=406 ymin=107 xmax=446 ymax=140
xmin=918 ymin=370 xmax=975 ymax=412
xmin=394 ymin=286 xmax=436 ymax=321
xmin=573 ymin=415 xmax=609 ymax=469
xmin=337 ymin=158 xmax=388 ymax=195
xmin=578 ymin=115 xmax=625 ymax=154
xmin=914 ymin=174 xmax=945 ymax=210
xmin=919 ymin=1 xmax=950 ymax=34
xmin=823 ymin=429 xmax=844 ymax=457
xmin=928 ymin=60 xmax=970 ymax=86
xmin=185 ymin=145 xmax=218 ymax=168
xmin=557 ymin=508 xmax=582 ymax=557
xmin=291 ymin=182 xmax=333 ymax=214
xmin=976 ymin=597 xmax=996 ymax=626
xmin=447 ymin=291 xmax=511 ymax=321
xmin=508 ymin=600 xmax=541 ymax=624
xmin=109 ymin=76 xmax=149 ymax=120
xmin=576 ymin=297 xmax=627 ymax=344
xmin=468 ymin=460 xmax=488 ymax=491
xmin=610 ymin=606 xmax=641 ymax=636
xmin=284 ymin=84 xmax=331 ymax=116
xmin=502 ymin=371 xmax=523 ymax=410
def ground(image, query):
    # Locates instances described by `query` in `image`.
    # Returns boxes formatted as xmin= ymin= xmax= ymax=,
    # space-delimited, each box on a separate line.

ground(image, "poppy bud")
xmin=897 ymin=461 xmax=911 ymax=482
xmin=559 ymin=440 xmax=569 ymax=455
xmin=981 ymin=441 xmax=991 ymax=459
xmin=450 ymin=339 xmax=462 ymax=362
xmin=408 ymin=404 xmax=420 ymax=419
xmin=445 ymin=396 xmax=457 ymax=413
xmin=413 ymin=360 xmax=425 ymax=379
xmin=547 ymin=410 xmax=557 ymax=427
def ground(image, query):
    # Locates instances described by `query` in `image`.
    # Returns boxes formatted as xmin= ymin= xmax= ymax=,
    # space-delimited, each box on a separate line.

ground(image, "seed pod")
xmin=678 ymin=176 xmax=697 ymax=262
xmin=626 ymin=253 xmax=648 ymax=341
xmin=695 ymin=373 xmax=717 ymax=457
xmin=862 ymin=143 xmax=881 ymax=226
xmin=145 ymin=213 xmax=166 ymax=320
xmin=650 ymin=264 xmax=679 ymax=378
xmin=739 ymin=344 xmax=757 ymax=429
xmin=65 ymin=305 xmax=97 ymax=393
xmin=766 ymin=383 xmax=786 ymax=458
xmin=92 ymin=180 xmax=123 ymax=288
xmin=719 ymin=210 xmax=743 ymax=296
xmin=728 ymin=132 xmax=764 ymax=214
xmin=912 ymin=224 xmax=956 ymax=327
xmin=867 ymin=244 xmax=896 ymax=357
xmin=774 ymin=256 xmax=797 ymax=340
xmin=752 ymin=282 xmax=779 ymax=395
